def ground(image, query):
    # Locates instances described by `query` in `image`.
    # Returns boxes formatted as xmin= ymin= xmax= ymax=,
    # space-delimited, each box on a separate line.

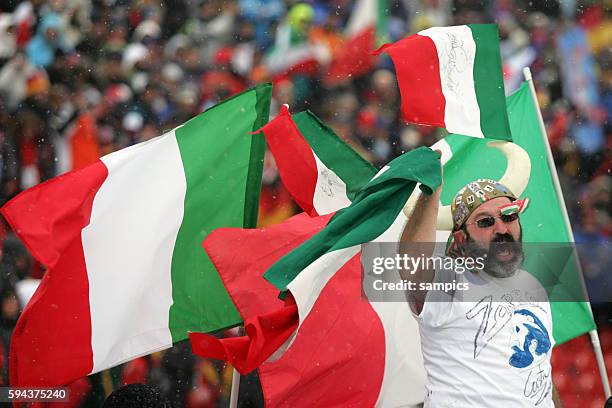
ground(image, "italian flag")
xmin=264 ymin=24 xmax=327 ymax=79
xmin=375 ymin=24 xmax=512 ymax=140
xmin=191 ymin=148 xmax=437 ymax=407
xmin=325 ymin=0 xmax=387 ymax=86
xmin=431 ymin=81 xmax=595 ymax=344
xmin=254 ymin=105 xmax=376 ymax=216
xmin=2 ymin=85 xmax=271 ymax=386
xmin=196 ymin=211 xmax=428 ymax=406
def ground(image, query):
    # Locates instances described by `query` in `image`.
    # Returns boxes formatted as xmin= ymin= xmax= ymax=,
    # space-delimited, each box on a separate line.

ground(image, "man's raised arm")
xmin=399 ymin=177 xmax=442 ymax=314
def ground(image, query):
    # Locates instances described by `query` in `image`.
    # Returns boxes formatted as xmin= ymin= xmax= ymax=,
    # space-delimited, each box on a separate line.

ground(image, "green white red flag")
xmin=264 ymin=12 xmax=328 ymax=80
xmin=325 ymin=0 xmax=388 ymax=85
xmin=2 ymin=85 xmax=271 ymax=386
xmin=431 ymin=81 xmax=595 ymax=344
xmin=254 ymin=105 xmax=376 ymax=216
xmin=375 ymin=24 xmax=512 ymax=140
xmin=196 ymin=211 xmax=423 ymax=406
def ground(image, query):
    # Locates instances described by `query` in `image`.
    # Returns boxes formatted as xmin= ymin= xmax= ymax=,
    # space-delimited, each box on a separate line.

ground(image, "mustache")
xmin=492 ymin=233 xmax=516 ymax=243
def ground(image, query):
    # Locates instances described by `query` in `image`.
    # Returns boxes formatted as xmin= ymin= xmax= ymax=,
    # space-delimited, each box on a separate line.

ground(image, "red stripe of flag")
xmin=190 ymin=213 xmax=331 ymax=373
xmin=193 ymin=212 xmax=385 ymax=407
xmin=1 ymin=161 xmax=108 ymax=386
xmin=253 ymin=106 xmax=320 ymax=216
xmin=260 ymin=254 xmax=385 ymax=408
xmin=189 ymin=297 xmax=299 ymax=374
xmin=204 ymin=212 xmax=332 ymax=320
xmin=374 ymin=34 xmax=446 ymax=127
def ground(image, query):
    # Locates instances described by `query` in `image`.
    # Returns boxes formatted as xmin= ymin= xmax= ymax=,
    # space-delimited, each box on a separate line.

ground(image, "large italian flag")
xmin=432 ymin=81 xmax=596 ymax=344
xmin=196 ymin=210 xmax=428 ymax=407
xmin=375 ymin=24 xmax=512 ymax=140
xmin=2 ymin=85 xmax=272 ymax=386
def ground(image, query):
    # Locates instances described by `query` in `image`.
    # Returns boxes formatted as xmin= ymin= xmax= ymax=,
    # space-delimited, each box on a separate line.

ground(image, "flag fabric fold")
xmin=189 ymin=213 xmax=332 ymax=376
xmin=375 ymin=24 xmax=511 ymax=140
xmin=204 ymin=212 xmax=333 ymax=321
xmin=189 ymin=295 xmax=299 ymax=374
xmin=3 ymin=84 xmax=272 ymax=386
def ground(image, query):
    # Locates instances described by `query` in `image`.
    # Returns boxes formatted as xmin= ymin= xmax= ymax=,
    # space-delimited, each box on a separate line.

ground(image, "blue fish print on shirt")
xmin=509 ymin=309 xmax=551 ymax=369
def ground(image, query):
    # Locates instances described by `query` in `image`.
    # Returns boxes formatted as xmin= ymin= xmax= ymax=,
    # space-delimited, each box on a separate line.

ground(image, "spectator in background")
xmin=238 ymin=0 xmax=284 ymax=50
xmin=0 ymin=0 xmax=609 ymax=406
xmin=0 ymin=286 xmax=20 ymax=385
xmin=25 ymin=11 xmax=73 ymax=67
xmin=0 ymin=13 xmax=18 ymax=61
xmin=103 ymin=383 xmax=171 ymax=408
xmin=0 ymin=54 xmax=38 ymax=110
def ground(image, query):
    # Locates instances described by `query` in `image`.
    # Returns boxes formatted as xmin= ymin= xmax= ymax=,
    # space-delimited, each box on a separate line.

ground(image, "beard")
xmin=464 ymin=229 xmax=524 ymax=278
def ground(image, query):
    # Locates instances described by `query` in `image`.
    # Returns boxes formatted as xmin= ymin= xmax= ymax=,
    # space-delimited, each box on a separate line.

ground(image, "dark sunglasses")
xmin=468 ymin=212 xmax=519 ymax=229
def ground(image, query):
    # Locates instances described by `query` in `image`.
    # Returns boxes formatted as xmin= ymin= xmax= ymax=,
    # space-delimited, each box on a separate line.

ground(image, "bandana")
xmin=451 ymin=179 xmax=518 ymax=230
xmin=446 ymin=179 xmax=530 ymax=258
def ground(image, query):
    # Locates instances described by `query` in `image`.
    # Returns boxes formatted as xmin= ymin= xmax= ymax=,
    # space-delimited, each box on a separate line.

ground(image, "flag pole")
xmin=229 ymin=365 xmax=241 ymax=408
xmin=523 ymin=66 xmax=611 ymax=399
xmin=228 ymin=325 xmax=245 ymax=408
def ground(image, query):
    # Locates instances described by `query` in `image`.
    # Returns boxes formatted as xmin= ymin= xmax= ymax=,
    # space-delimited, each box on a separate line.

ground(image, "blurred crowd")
xmin=0 ymin=0 xmax=610 ymax=406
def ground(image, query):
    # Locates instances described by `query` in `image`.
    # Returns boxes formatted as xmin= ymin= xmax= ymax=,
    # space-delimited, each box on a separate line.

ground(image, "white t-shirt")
xmin=415 ymin=264 xmax=555 ymax=407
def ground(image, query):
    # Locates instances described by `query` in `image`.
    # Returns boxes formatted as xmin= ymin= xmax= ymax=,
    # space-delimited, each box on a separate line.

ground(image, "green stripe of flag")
xmin=505 ymin=82 xmax=594 ymax=344
xmin=376 ymin=0 xmax=389 ymax=46
xmin=468 ymin=24 xmax=512 ymax=140
xmin=169 ymin=85 xmax=272 ymax=340
xmin=442 ymin=81 xmax=595 ymax=344
xmin=244 ymin=85 xmax=272 ymax=228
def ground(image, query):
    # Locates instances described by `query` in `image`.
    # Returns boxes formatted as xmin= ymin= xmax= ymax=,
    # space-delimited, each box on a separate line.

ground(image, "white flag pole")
xmin=228 ymin=325 xmax=244 ymax=408
xmin=229 ymin=366 xmax=241 ymax=408
xmin=523 ymin=66 xmax=611 ymax=399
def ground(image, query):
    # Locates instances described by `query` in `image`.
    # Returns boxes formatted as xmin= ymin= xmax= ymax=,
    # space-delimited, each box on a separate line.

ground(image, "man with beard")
xmin=400 ymin=178 xmax=563 ymax=407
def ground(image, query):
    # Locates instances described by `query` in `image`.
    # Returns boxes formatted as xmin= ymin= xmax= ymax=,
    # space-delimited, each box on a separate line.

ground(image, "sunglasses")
xmin=467 ymin=212 xmax=519 ymax=229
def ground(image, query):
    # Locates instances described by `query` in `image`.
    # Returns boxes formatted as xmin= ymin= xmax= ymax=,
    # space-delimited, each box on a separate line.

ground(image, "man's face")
xmin=463 ymin=197 xmax=523 ymax=278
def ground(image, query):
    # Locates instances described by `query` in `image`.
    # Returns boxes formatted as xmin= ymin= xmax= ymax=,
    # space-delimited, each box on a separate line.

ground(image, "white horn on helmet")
xmin=403 ymin=141 xmax=531 ymax=230
xmin=488 ymin=141 xmax=531 ymax=197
